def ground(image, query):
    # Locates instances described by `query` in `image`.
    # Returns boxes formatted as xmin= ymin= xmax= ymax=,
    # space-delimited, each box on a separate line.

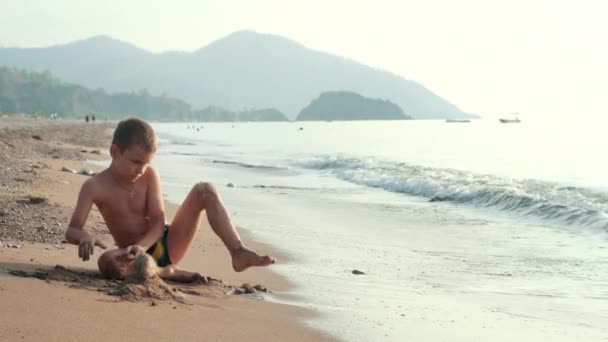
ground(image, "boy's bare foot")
xmin=231 ymin=246 xmax=276 ymax=272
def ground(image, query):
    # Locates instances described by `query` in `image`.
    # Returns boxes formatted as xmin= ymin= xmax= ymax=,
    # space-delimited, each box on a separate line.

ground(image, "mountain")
xmin=0 ymin=36 xmax=150 ymax=91
xmin=0 ymin=31 xmax=477 ymax=119
xmin=297 ymin=91 xmax=409 ymax=121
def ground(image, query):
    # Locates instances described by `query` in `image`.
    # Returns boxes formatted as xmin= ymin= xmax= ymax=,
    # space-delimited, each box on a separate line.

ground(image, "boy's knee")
xmin=194 ymin=182 xmax=219 ymax=202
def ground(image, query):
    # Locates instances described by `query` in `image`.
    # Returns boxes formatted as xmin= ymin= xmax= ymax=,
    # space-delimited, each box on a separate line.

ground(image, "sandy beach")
xmin=3 ymin=116 xmax=607 ymax=341
xmin=0 ymin=115 xmax=333 ymax=342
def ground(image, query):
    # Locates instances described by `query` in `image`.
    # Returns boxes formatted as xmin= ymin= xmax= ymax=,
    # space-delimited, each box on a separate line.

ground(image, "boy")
xmin=65 ymin=118 xmax=275 ymax=282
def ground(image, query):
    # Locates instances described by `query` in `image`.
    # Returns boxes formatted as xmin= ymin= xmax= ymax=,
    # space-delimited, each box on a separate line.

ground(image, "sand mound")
xmin=110 ymin=277 xmax=185 ymax=302
xmin=110 ymin=254 xmax=183 ymax=302
xmin=9 ymin=264 xmax=117 ymax=292
xmin=7 ymin=263 xmax=269 ymax=304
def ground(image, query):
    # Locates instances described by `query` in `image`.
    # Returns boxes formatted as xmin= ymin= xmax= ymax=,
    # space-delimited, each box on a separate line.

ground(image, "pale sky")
xmin=0 ymin=0 xmax=606 ymax=119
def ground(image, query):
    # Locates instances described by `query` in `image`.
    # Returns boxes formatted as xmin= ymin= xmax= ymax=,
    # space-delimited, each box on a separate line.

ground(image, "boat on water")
xmin=499 ymin=113 xmax=521 ymax=123
xmin=446 ymin=119 xmax=470 ymax=123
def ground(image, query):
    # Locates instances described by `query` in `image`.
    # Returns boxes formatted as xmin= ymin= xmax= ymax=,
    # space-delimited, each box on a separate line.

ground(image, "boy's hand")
xmin=125 ymin=245 xmax=145 ymax=260
xmin=78 ymin=233 xmax=107 ymax=261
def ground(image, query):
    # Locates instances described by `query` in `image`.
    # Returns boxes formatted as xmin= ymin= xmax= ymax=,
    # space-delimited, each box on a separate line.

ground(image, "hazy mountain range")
xmin=0 ymin=30 xmax=477 ymax=120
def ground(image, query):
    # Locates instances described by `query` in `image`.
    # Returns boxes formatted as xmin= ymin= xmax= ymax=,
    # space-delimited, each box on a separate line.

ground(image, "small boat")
xmin=499 ymin=113 xmax=521 ymax=123
xmin=446 ymin=119 xmax=470 ymax=123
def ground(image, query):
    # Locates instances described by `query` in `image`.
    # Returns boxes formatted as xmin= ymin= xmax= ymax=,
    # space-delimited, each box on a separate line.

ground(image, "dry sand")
xmin=0 ymin=115 xmax=333 ymax=342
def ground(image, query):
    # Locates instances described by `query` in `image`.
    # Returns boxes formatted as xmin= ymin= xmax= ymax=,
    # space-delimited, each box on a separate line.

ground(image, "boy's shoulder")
xmin=145 ymin=165 xmax=159 ymax=177
xmin=79 ymin=166 xmax=159 ymax=194
xmin=136 ymin=165 xmax=159 ymax=180
xmin=80 ymin=169 xmax=108 ymax=192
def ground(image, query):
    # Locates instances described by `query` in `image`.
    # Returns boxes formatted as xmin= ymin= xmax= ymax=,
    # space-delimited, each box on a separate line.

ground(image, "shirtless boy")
xmin=65 ymin=118 xmax=275 ymax=282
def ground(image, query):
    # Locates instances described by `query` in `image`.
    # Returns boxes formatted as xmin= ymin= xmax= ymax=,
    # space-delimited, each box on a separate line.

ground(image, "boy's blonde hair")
xmin=112 ymin=118 xmax=157 ymax=153
xmin=98 ymin=251 xmax=126 ymax=280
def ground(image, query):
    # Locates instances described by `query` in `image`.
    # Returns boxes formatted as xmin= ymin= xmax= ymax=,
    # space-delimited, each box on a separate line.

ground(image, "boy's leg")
xmin=167 ymin=182 xmax=275 ymax=270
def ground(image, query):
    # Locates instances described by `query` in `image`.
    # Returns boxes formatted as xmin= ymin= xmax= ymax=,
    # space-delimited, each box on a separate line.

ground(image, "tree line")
xmin=0 ymin=66 xmax=287 ymax=121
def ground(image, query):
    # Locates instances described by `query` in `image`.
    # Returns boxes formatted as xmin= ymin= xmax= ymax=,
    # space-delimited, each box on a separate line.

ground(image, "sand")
xmin=0 ymin=115 xmax=333 ymax=342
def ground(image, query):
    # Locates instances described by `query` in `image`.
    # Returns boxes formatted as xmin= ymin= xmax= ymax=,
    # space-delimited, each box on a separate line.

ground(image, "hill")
xmin=297 ymin=91 xmax=409 ymax=121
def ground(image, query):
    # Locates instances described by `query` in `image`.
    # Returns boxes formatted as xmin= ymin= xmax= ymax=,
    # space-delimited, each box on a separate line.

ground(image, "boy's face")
xmin=110 ymin=144 xmax=154 ymax=182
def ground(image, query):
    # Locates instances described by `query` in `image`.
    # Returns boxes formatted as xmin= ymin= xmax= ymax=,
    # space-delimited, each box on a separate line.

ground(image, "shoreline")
xmin=0 ymin=117 xmax=334 ymax=342
xmin=149 ymin=121 xmax=608 ymax=342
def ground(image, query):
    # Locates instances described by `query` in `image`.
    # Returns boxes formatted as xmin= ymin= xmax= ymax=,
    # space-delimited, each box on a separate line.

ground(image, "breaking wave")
xmin=296 ymin=155 xmax=608 ymax=231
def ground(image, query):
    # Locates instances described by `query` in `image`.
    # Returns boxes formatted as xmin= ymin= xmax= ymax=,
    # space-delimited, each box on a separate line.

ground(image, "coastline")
xmin=0 ymin=116 xmax=333 ymax=341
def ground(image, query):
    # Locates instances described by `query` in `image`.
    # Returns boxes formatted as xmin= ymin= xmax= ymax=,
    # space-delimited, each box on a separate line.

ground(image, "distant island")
xmin=296 ymin=91 xmax=411 ymax=121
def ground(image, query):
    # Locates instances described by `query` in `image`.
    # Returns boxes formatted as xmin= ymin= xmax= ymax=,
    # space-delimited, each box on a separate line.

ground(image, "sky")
xmin=0 ymin=0 xmax=606 ymax=119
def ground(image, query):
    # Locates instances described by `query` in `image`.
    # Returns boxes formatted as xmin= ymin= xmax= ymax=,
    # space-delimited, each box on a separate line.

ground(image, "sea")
xmin=150 ymin=118 xmax=608 ymax=341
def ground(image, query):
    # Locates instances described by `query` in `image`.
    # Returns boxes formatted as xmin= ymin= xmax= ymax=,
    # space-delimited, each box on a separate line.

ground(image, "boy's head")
xmin=110 ymin=118 xmax=157 ymax=182
xmin=98 ymin=249 xmax=159 ymax=281
xmin=111 ymin=118 xmax=157 ymax=153
xmin=98 ymin=248 xmax=135 ymax=280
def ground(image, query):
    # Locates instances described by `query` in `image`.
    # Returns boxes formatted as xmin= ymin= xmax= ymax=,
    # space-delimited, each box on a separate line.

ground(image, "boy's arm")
xmin=65 ymin=178 xmax=107 ymax=261
xmin=158 ymin=265 xmax=208 ymax=284
xmin=131 ymin=167 xmax=165 ymax=251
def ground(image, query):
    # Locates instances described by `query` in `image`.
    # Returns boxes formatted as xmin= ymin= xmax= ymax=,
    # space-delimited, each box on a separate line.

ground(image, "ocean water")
xmin=151 ymin=119 xmax=608 ymax=341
